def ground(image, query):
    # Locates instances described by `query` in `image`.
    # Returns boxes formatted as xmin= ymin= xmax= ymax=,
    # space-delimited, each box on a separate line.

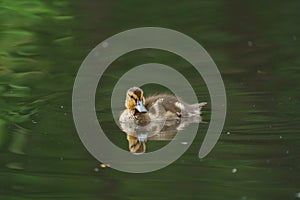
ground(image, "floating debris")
xmin=227 ymin=132 xmax=231 ymax=135
xmin=60 ymin=157 xmax=64 ymax=161
xmin=94 ymin=167 xmax=99 ymax=172
xmin=257 ymin=70 xmax=266 ymax=74
xmin=60 ymin=105 xmax=64 ymax=109
xmin=31 ymin=120 xmax=37 ymax=124
xmin=100 ymin=163 xmax=110 ymax=168
xmin=279 ymin=136 xmax=283 ymax=139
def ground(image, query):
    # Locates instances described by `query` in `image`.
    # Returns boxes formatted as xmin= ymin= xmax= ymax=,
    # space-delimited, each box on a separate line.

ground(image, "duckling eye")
xmin=128 ymin=94 xmax=134 ymax=99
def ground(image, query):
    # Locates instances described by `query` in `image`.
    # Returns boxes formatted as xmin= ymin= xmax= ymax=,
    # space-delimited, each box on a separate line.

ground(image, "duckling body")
xmin=119 ymin=87 xmax=207 ymax=123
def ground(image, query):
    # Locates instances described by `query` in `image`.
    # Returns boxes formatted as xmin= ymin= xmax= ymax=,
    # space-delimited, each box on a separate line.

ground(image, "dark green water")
xmin=1 ymin=1 xmax=300 ymax=199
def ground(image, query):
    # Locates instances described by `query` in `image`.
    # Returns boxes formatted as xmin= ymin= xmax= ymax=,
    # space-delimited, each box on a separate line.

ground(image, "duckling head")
xmin=125 ymin=87 xmax=147 ymax=113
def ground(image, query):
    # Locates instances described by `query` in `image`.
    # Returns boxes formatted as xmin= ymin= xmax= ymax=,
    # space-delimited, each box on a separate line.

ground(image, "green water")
xmin=1 ymin=1 xmax=300 ymax=199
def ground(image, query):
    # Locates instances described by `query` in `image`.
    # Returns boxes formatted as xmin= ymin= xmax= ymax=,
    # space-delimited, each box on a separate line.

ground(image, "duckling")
xmin=119 ymin=87 xmax=207 ymax=123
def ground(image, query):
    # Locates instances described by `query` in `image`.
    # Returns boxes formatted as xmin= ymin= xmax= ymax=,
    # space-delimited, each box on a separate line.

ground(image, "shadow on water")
xmin=0 ymin=0 xmax=300 ymax=199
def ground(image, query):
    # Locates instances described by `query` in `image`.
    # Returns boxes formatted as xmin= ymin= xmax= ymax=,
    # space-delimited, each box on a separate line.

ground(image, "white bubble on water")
xmin=181 ymin=142 xmax=188 ymax=145
xmin=232 ymin=168 xmax=237 ymax=173
xmin=292 ymin=35 xmax=297 ymax=41
xmin=241 ymin=196 xmax=247 ymax=200
xmin=248 ymin=41 xmax=253 ymax=47
xmin=101 ymin=41 xmax=108 ymax=48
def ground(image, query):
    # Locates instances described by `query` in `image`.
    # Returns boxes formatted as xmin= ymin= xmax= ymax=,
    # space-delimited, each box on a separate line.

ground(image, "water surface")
xmin=0 ymin=1 xmax=300 ymax=199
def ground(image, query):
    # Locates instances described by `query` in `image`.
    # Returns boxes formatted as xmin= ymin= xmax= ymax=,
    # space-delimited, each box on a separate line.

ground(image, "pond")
xmin=0 ymin=1 xmax=300 ymax=199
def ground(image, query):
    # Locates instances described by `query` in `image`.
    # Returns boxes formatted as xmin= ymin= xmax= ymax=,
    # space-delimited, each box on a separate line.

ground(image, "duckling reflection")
xmin=122 ymin=116 xmax=204 ymax=153
xmin=123 ymin=120 xmax=177 ymax=154
xmin=120 ymin=115 xmax=166 ymax=154
xmin=127 ymin=135 xmax=146 ymax=154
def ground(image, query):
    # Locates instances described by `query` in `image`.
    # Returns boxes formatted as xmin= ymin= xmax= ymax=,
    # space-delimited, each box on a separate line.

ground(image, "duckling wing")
xmin=145 ymin=95 xmax=181 ymax=118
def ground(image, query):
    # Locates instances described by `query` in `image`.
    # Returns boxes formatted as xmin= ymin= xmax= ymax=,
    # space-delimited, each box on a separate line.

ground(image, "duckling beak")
xmin=135 ymin=100 xmax=147 ymax=113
